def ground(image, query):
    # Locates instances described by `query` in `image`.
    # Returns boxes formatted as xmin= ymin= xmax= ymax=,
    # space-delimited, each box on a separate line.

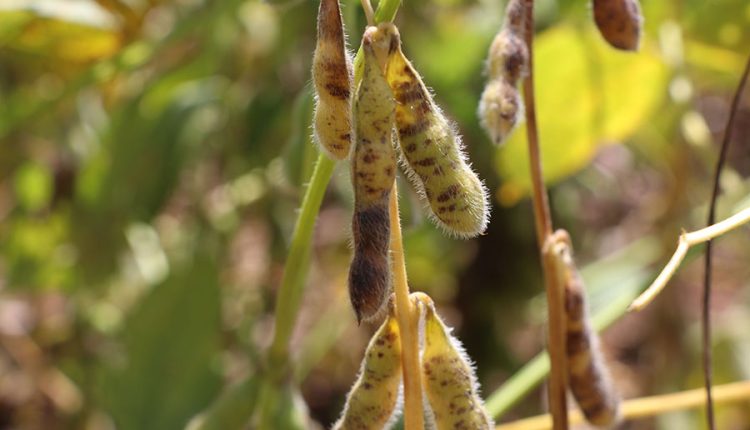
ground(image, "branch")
xmin=389 ymin=184 xmax=424 ymax=430
xmin=520 ymin=0 xmax=568 ymax=427
xmin=701 ymin=50 xmax=750 ymax=430
xmin=628 ymin=206 xmax=750 ymax=311
xmin=494 ymin=380 xmax=750 ymax=430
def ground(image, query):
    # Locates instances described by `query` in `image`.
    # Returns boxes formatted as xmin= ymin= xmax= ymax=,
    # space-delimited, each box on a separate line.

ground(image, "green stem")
xmin=268 ymin=153 xmax=336 ymax=375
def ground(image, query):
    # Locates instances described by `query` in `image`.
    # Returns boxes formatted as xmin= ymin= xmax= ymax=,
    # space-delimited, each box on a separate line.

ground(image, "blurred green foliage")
xmin=1 ymin=0 xmax=749 ymax=428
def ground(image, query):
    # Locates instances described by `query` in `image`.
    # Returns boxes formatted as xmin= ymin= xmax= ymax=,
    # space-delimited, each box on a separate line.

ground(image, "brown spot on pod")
xmin=333 ymin=309 xmax=403 ymax=429
xmin=479 ymin=0 xmax=528 ymax=146
xmin=478 ymin=78 xmax=523 ymax=146
xmin=378 ymin=23 xmax=489 ymax=238
xmin=593 ymin=0 xmax=643 ymax=51
xmin=549 ymin=230 xmax=621 ymax=427
xmin=421 ymin=299 xmax=493 ymax=429
xmin=312 ymin=0 xmax=353 ymax=159
xmin=348 ymin=28 xmax=398 ymax=323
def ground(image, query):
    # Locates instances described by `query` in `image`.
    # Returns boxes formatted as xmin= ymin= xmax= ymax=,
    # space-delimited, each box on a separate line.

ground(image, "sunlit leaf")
xmin=14 ymin=161 xmax=52 ymax=212
xmin=494 ymin=25 xmax=669 ymax=206
xmin=0 ymin=10 xmax=120 ymax=63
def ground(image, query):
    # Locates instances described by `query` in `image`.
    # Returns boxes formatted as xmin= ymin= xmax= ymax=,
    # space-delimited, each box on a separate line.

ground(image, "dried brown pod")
xmin=593 ymin=0 xmax=643 ymax=51
xmin=550 ymin=230 xmax=621 ymax=427
xmin=348 ymin=27 xmax=397 ymax=323
xmin=312 ymin=0 xmax=353 ymax=159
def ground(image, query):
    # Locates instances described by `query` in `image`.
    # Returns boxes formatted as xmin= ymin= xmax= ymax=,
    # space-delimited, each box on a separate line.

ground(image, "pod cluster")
xmin=593 ymin=0 xmax=643 ymax=51
xmin=333 ymin=307 xmax=403 ymax=430
xmin=478 ymin=0 xmax=528 ymax=146
xmin=313 ymin=10 xmax=490 ymax=321
xmin=335 ymin=293 xmax=493 ymax=430
xmin=550 ymin=231 xmax=620 ymax=427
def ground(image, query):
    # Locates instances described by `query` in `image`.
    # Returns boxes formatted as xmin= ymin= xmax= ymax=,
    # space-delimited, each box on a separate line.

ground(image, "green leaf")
xmin=96 ymin=250 xmax=222 ymax=430
xmin=14 ymin=161 xmax=52 ymax=212
xmin=494 ymin=25 xmax=669 ymax=206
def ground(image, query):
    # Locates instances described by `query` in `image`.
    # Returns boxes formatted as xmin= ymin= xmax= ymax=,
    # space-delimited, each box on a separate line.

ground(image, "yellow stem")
xmin=520 ymin=0 xmax=568 ymax=427
xmin=629 ymin=206 xmax=750 ymax=311
xmin=494 ymin=380 xmax=750 ymax=430
xmin=389 ymin=184 xmax=424 ymax=430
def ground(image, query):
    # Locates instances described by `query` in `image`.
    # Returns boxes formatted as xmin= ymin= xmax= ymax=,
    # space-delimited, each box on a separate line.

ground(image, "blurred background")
xmin=1 ymin=0 xmax=749 ymax=428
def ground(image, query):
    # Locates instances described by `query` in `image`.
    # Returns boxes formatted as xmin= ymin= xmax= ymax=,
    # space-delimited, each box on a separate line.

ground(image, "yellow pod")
xmin=478 ymin=78 xmax=523 ymax=146
xmin=593 ymin=0 xmax=643 ymax=51
xmin=422 ymin=301 xmax=493 ymax=430
xmin=333 ymin=310 xmax=403 ymax=430
xmin=348 ymin=27 xmax=398 ymax=323
xmin=312 ymin=0 xmax=353 ymax=159
xmin=379 ymin=23 xmax=489 ymax=238
xmin=550 ymin=231 xmax=620 ymax=427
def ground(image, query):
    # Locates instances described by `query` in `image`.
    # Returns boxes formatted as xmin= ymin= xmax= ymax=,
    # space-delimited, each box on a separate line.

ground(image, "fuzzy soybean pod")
xmin=380 ymin=24 xmax=489 ymax=238
xmin=312 ymin=0 xmax=353 ymax=159
xmin=333 ymin=310 xmax=403 ymax=430
xmin=553 ymin=233 xmax=620 ymax=427
xmin=593 ymin=0 xmax=643 ymax=51
xmin=478 ymin=0 xmax=528 ymax=146
xmin=421 ymin=301 xmax=493 ymax=430
xmin=348 ymin=27 xmax=398 ymax=323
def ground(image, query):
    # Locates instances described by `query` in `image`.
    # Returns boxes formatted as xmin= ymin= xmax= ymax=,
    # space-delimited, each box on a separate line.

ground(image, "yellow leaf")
xmin=494 ymin=25 xmax=669 ymax=206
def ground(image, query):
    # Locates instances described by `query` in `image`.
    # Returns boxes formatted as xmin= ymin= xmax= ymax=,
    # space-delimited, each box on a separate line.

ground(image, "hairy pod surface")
xmin=478 ymin=79 xmax=523 ymax=146
xmin=593 ymin=0 xmax=643 ymax=51
xmin=333 ymin=311 xmax=403 ymax=430
xmin=487 ymin=30 xmax=528 ymax=83
xmin=422 ymin=302 xmax=493 ymax=430
xmin=552 ymin=232 xmax=620 ymax=427
xmin=312 ymin=0 xmax=353 ymax=159
xmin=348 ymin=28 xmax=398 ymax=323
xmin=479 ymin=0 xmax=528 ymax=145
xmin=378 ymin=23 xmax=489 ymax=238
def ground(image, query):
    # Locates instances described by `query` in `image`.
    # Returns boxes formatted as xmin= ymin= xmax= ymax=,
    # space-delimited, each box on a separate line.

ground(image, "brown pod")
xmin=553 ymin=231 xmax=620 ymax=427
xmin=312 ymin=0 xmax=353 ymax=159
xmin=593 ymin=0 xmax=643 ymax=51
xmin=348 ymin=27 xmax=397 ymax=323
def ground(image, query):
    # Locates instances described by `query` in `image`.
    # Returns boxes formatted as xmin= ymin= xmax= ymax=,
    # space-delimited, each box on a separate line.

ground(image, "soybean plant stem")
xmin=629 ymin=205 xmax=750 ymax=311
xmin=520 ymin=0 xmax=568 ymax=428
xmin=494 ymin=380 xmax=750 ymax=430
xmin=268 ymin=153 xmax=336 ymax=377
xmin=701 ymin=51 xmax=750 ymax=430
xmin=389 ymin=184 xmax=425 ymax=430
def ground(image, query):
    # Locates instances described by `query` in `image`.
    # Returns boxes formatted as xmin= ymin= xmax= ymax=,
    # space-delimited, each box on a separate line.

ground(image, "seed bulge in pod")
xmin=379 ymin=23 xmax=489 ymax=238
xmin=593 ymin=0 xmax=643 ymax=51
xmin=422 ymin=302 xmax=493 ymax=430
xmin=478 ymin=79 xmax=523 ymax=146
xmin=312 ymin=0 xmax=353 ymax=159
xmin=487 ymin=30 xmax=528 ymax=82
xmin=333 ymin=309 xmax=403 ymax=430
xmin=348 ymin=26 xmax=397 ymax=323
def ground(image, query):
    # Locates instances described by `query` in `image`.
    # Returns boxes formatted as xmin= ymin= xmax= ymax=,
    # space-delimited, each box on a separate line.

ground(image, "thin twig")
xmin=520 ymin=0 xmax=568 ymax=428
xmin=628 ymin=206 xmax=750 ymax=311
xmin=701 ymin=51 xmax=750 ymax=430
xmin=494 ymin=380 xmax=750 ymax=430
xmin=389 ymin=183 xmax=424 ymax=430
